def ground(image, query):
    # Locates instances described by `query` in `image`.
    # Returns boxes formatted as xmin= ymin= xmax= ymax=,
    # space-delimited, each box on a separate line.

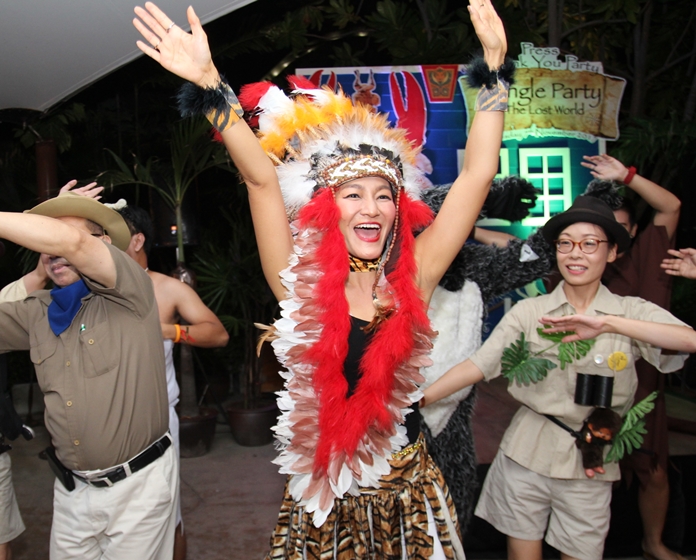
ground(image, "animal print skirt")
xmin=265 ymin=435 xmax=465 ymax=560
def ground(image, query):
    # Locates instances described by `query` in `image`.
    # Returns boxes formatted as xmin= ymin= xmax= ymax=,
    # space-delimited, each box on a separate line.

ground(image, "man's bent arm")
xmin=0 ymin=213 xmax=116 ymax=287
xmin=163 ymin=279 xmax=229 ymax=348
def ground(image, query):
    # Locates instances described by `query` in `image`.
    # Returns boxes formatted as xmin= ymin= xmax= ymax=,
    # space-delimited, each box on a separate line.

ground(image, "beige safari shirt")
xmin=0 ymin=278 xmax=27 ymax=303
xmin=0 ymin=243 xmax=168 ymax=471
xmin=470 ymin=282 xmax=689 ymax=481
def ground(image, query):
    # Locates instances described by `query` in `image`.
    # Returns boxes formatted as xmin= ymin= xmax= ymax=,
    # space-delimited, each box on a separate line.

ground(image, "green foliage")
xmin=14 ymin=103 xmax=86 ymax=153
xmin=325 ymin=0 xmax=360 ymax=29
xmin=364 ymin=0 xmax=475 ymax=63
xmin=501 ymin=332 xmax=556 ymax=386
xmin=98 ymin=118 xmax=231 ymax=263
xmin=611 ymin=116 xmax=696 ymax=189
xmin=537 ymin=328 xmax=595 ymax=370
xmin=605 ymin=391 xmax=658 ymax=463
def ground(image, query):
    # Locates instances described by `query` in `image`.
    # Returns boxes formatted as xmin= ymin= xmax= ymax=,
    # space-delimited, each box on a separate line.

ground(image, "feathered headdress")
xmin=240 ymin=80 xmax=435 ymax=526
xmin=238 ymin=80 xmax=426 ymax=219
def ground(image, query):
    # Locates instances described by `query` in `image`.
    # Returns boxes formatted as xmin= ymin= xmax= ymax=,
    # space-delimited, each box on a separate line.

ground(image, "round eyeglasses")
xmin=555 ymin=238 xmax=609 ymax=254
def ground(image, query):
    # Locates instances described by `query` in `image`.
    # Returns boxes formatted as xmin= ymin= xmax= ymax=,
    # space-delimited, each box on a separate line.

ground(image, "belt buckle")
xmin=88 ymin=466 xmax=126 ymax=487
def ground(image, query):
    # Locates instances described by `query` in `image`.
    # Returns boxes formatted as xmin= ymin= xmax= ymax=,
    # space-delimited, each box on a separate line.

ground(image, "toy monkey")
xmin=576 ymin=408 xmax=623 ymax=469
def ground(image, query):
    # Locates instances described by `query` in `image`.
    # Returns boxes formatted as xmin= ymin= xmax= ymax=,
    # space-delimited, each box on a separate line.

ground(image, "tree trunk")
xmin=629 ymin=1 xmax=653 ymax=118
xmin=547 ymin=0 xmax=564 ymax=48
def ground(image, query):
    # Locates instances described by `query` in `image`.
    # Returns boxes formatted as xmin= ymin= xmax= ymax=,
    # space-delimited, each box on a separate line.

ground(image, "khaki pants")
xmin=0 ymin=453 xmax=24 ymax=544
xmin=50 ymin=445 xmax=178 ymax=560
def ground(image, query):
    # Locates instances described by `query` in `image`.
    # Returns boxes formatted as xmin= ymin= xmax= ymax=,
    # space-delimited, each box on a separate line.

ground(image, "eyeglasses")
xmin=555 ymin=238 xmax=609 ymax=254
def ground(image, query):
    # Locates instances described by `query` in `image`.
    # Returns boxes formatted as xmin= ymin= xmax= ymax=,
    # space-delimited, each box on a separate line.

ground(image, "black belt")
xmin=543 ymin=413 xmax=654 ymax=456
xmin=73 ymin=434 xmax=171 ymax=488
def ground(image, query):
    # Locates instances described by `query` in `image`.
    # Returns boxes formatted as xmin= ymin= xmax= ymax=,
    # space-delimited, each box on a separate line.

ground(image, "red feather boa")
xmin=296 ymin=188 xmax=434 ymax=474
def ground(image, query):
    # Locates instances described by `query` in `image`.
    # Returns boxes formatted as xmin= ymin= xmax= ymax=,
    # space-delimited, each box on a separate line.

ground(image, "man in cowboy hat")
xmin=0 ymin=191 xmax=177 ymax=559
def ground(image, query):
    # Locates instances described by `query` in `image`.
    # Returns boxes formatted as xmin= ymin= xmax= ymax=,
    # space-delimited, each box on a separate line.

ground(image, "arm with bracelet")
xmin=133 ymin=3 xmax=292 ymax=301
xmin=581 ymin=154 xmax=681 ymax=239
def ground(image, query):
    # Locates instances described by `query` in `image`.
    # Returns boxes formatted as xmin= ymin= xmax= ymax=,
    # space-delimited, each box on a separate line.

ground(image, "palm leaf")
xmin=605 ymin=391 xmax=658 ymax=463
xmin=501 ymin=332 xmax=556 ymax=387
xmin=537 ymin=327 xmax=595 ymax=370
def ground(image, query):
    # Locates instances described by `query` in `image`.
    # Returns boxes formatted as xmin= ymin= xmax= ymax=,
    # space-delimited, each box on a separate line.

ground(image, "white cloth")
xmin=0 ymin=281 xmax=27 ymax=545
xmin=421 ymin=282 xmax=483 ymax=436
xmin=0 ymin=453 xmax=24 ymax=543
xmin=162 ymin=340 xmax=180 ymax=454
xmin=162 ymin=339 xmax=181 ymax=527
xmin=50 ymin=445 xmax=178 ymax=560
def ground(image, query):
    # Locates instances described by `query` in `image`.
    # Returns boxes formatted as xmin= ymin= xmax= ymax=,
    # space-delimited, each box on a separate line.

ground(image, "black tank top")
xmin=344 ymin=316 xmax=420 ymax=444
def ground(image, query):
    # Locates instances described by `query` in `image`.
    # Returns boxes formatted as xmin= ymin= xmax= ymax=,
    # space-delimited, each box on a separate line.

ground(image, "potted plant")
xmin=192 ymin=194 xmax=280 ymax=446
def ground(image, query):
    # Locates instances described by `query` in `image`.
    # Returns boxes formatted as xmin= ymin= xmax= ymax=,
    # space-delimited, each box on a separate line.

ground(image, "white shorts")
xmin=50 ymin=444 xmax=178 ymax=560
xmin=475 ymin=452 xmax=611 ymax=560
xmin=0 ymin=453 xmax=24 ymax=543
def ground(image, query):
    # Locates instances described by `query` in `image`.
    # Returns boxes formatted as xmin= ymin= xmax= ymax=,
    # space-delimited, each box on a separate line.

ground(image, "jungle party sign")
xmin=461 ymin=43 xmax=626 ymax=141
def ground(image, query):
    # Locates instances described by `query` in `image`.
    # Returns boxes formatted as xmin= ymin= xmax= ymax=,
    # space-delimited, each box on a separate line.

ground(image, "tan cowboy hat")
xmin=25 ymin=191 xmax=131 ymax=251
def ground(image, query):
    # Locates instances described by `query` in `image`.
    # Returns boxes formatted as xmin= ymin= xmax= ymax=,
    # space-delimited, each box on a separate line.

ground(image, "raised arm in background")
xmin=581 ymin=154 xmax=680 ymax=239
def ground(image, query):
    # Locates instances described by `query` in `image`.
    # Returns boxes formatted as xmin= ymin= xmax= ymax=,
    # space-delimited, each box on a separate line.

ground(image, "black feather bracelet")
xmin=177 ymin=76 xmax=245 ymax=132
xmin=465 ymin=57 xmax=516 ymax=89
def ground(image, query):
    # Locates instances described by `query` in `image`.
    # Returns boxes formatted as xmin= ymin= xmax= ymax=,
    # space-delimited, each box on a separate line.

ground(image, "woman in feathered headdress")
xmin=133 ymin=2 xmax=511 ymax=557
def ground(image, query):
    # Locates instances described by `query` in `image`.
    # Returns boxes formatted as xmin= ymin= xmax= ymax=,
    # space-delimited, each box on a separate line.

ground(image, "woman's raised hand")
xmin=468 ymin=0 xmax=507 ymax=68
xmin=581 ymin=154 xmax=628 ymax=182
xmin=133 ymin=2 xmax=219 ymax=88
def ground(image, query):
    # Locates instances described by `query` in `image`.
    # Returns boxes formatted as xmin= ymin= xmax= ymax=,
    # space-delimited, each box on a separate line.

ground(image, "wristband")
xmin=466 ymin=57 xmax=516 ymax=112
xmin=173 ymin=324 xmax=181 ymax=344
xmin=177 ymin=76 xmax=245 ymax=132
xmin=623 ymin=166 xmax=637 ymax=185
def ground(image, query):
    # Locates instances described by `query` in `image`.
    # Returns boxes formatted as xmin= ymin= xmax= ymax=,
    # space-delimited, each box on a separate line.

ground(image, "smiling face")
xmin=335 ymin=176 xmax=396 ymax=261
xmin=556 ymin=222 xmax=617 ymax=287
xmin=39 ymin=216 xmax=105 ymax=287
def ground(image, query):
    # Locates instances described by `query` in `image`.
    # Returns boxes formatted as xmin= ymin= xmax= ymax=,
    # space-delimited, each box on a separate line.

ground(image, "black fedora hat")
xmin=542 ymin=196 xmax=631 ymax=253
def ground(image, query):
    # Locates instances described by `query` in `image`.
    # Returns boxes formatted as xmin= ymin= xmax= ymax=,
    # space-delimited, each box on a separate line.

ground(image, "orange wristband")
xmin=173 ymin=324 xmax=181 ymax=344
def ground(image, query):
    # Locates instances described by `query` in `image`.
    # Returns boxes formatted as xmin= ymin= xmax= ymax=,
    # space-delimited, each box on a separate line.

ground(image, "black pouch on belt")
xmin=44 ymin=447 xmax=75 ymax=491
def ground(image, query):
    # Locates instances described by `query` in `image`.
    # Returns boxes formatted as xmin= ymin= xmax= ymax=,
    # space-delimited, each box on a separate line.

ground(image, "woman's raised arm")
xmin=414 ymin=0 xmax=508 ymax=303
xmin=133 ymin=2 xmax=292 ymax=300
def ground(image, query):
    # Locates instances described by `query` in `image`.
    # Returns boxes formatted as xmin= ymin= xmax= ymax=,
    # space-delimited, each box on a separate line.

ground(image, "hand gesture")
xmin=468 ymin=0 xmax=507 ymax=68
xmin=581 ymin=154 xmax=628 ymax=183
xmin=539 ymin=314 xmax=606 ymax=343
xmin=59 ymin=180 xmax=104 ymax=200
xmin=661 ymin=248 xmax=696 ymax=280
xmin=133 ymin=2 xmax=219 ymax=88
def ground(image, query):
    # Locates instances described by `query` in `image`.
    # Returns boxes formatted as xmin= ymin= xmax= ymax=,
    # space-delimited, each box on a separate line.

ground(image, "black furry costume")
xmin=420 ymin=177 xmax=556 ymax=533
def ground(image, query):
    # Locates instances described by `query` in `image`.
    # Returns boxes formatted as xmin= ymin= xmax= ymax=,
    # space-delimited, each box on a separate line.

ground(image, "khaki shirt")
xmin=0 ymin=243 xmax=168 ymax=471
xmin=0 ymin=278 xmax=27 ymax=303
xmin=470 ymin=282 xmax=689 ymax=481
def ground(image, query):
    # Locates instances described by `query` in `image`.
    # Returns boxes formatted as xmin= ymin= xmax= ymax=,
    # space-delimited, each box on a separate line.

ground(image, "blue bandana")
xmin=47 ymin=279 xmax=90 ymax=336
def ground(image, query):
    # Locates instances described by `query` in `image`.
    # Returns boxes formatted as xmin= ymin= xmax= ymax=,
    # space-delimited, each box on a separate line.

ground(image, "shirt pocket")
xmin=79 ymin=321 xmax=118 ymax=378
xmin=29 ymin=335 xmax=58 ymax=389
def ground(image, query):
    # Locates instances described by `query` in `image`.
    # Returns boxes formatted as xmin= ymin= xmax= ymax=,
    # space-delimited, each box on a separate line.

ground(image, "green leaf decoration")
xmin=537 ymin=327 xmax=596 ymax=370
xmin=501 ymin=332 xmax=556 ymax=387
xmin=605 ymin=391 xmax=658 ymax=463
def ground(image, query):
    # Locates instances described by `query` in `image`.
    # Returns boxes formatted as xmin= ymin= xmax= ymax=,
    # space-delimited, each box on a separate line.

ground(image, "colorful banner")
xmin=297 ymin=65 xmax=468 ymax=186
